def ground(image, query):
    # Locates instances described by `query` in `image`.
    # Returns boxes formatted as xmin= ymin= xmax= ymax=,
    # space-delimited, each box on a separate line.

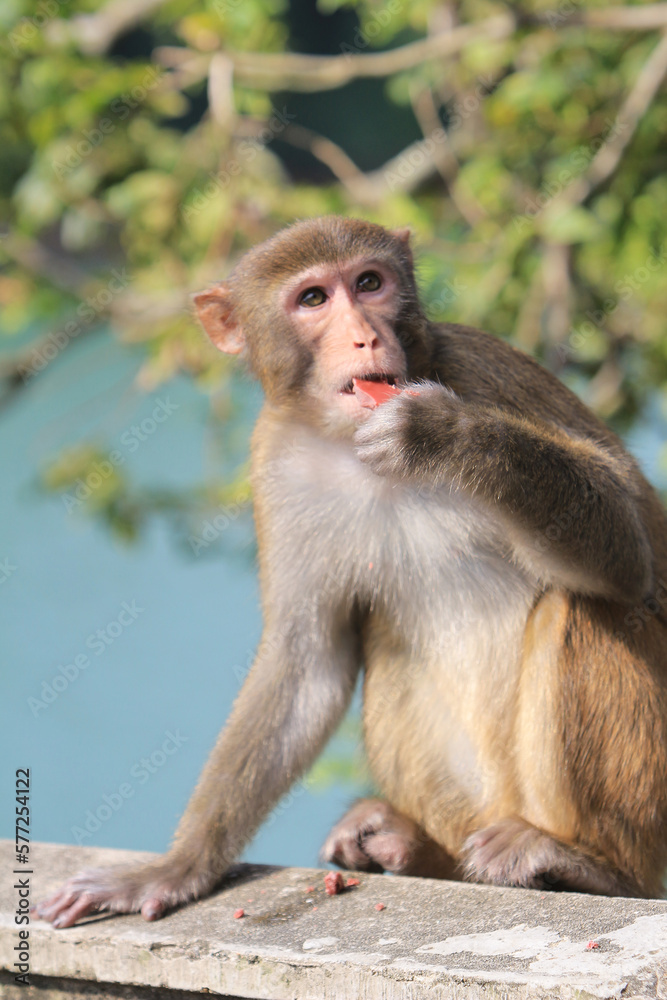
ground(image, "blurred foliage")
xmin=307 ymin=714 xmax=370 ymax=789
xmin=2 ymin=0 xmax=667 ymax=535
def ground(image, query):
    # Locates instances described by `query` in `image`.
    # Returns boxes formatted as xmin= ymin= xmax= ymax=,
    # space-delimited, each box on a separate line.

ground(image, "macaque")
xmin=36 ymin=216 xmax=667 ymax=927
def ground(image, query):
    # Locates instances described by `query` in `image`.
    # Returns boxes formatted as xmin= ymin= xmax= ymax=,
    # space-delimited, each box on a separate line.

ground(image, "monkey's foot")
xmin=464 ymin=818 xmax=638 ymax=896
xmin=33 ymin=858 xmax=219 ymax=928
xmin=321 ymin=798 xmax=458 ymax=878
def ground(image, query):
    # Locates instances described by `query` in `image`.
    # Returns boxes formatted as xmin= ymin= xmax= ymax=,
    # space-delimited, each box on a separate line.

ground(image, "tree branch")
xmin=224 ymin=14 xmax=515 ymax=92
xmin=410 ymin=85 xmax=486 ymax=227
xmin=45 ymin=0 xmax=172 ymax=55
xmin=278 ymin=123 xmax=379 ymax=203
xmin=570 ymin=3 xmax=667 ymax=30
xmin=2 ymin=234 xmax=93 ymax=296
xmin=555 ymin=29 xmax=667 ymax=209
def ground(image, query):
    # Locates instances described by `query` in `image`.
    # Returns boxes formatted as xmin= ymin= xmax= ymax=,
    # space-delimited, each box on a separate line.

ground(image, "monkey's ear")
xmin=193 ymin=285 xmax=245 ymax=355
xmin=391 ymin=227 xmax=412 ymax=244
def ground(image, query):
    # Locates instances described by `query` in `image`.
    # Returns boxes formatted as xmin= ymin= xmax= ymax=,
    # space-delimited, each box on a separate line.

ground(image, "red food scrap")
xmin=305 ymin=886 xmax=316 ymax=893
xmin=585 ymin=941 xmax=600 ymax=950
xmin=346 ymin=877 xmax=361 ymax=887
xmin=233 ymin=908 xmax=245 ymax=919
xmin=324 ymin=871 xmax=344 ymax=895
xmin=375 ymin=902 xmax=386 ymax=911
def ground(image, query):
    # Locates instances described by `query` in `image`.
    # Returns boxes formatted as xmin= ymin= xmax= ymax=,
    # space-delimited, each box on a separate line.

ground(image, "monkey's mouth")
xmin=339 ymin=373 xmax=398 ymax=394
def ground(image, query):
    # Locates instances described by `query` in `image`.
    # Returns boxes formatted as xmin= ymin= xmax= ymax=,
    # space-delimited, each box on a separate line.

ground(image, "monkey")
xmin=36 ymin=215 xmax=667 ymax=927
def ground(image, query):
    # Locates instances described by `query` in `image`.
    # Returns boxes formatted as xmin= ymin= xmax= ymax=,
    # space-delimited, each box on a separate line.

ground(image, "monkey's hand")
xmin=354 ymin=382 xmax=464 ymax=480
xmin=34 ymin=855 xmax=220 ymax=928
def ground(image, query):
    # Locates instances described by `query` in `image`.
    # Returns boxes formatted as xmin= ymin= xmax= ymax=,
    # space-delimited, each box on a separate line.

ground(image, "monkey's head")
xmin=194 ymin=216 xmax=431 ymax=432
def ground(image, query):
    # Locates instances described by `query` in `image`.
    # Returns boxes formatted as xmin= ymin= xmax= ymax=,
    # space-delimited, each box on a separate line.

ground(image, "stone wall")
xmin=1 ymin=841 xmax=666 ymax=999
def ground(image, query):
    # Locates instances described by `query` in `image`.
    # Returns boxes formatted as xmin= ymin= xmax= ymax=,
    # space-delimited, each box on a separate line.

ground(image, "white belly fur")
xmin=260 ymin=427 xmax=541 ymax=841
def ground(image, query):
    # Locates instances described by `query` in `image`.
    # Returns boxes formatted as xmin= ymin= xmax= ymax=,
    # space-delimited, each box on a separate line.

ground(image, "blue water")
xmin=2 ymin=328 xmax=666 ymax=869
xmin=1 ymin=328 xmax=361 ymax=866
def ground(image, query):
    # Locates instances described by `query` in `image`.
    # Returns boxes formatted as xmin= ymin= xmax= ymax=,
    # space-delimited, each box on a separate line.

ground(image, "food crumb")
xmin=375 ymin=902 xmax=386 ymax=911
xmin=234 ymin=908 xmax=245 ymax=919
xmin=585 ymin=941 xmax=600 ymax=950
xmin=305 ymin=886 xmax=316 ymax=893
xmin=346 ymin=877 xmax=360 ymax=887
xmin=324 ymin=871 xmax=344 ymax=895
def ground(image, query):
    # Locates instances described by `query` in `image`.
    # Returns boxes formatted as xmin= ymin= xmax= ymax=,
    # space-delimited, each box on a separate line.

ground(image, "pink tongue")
xmin=353 ymin=378 xmax=403 ymax=408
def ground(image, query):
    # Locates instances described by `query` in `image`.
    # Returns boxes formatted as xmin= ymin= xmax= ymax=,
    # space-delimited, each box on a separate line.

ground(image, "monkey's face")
xmin=194 ymin=217 xmax=430 ymax=434
xmin=280 ymin=257 xmax=408 ymax=425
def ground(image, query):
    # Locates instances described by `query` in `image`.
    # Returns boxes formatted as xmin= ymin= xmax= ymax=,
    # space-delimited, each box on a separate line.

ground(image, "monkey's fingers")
xmin=34 ymin=882 xmax=106 ymax=929
xmin=360 ymin=831 xmax=413 ymax=873
xmin=141 ymin=898 xmax=167 ymax=921
xmin=33 ymin=867 xmax=141 ymax=927
xmin=33 ymin=886 xmax=79 ymax=921
xmin=50 ymin=892 xmax=100 ymax=929
xmin=321 ymin=830 xmax=380 ymax=872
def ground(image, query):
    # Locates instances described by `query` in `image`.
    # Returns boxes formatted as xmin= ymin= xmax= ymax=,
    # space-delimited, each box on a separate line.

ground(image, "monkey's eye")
xmin=356 ymin=271 xmax=382 ymax=293
xmin=298 ymin=287 xmax=327 ymax=307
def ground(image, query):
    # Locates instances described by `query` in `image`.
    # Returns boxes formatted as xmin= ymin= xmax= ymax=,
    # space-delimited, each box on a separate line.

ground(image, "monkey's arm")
xmin=35 ymin=614 xmax=360 ymax=927
xmin=355 ymin=384 xmax=652 ymax=602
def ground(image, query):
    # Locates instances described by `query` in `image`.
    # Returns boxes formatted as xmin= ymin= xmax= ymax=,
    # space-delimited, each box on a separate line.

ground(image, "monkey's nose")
xmin=353 ymin=333 xmax=379 ymax=349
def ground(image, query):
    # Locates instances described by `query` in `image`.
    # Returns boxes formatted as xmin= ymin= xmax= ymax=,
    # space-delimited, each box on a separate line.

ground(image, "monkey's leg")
xmin=464 ymin=818 xmax=641 ymax=896
xmin=321 ymin=798 xmax=459 ymax=878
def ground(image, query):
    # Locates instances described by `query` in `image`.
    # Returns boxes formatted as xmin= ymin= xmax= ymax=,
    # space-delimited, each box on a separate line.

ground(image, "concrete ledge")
xmin=1 ymin=841 xmax=666 ymax=999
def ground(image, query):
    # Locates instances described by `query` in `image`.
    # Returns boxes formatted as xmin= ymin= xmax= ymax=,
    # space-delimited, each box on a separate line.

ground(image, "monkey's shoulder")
xmin=429 ymin=321 xmax=617 ymax=440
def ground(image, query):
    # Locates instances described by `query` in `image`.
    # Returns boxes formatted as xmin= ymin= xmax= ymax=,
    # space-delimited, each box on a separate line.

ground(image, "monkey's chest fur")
xmin=259 ymin=426 xmax=542 ymax=847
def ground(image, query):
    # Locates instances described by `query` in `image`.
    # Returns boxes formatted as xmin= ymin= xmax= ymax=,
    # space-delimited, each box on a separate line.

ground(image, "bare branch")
xmin=278 ymin=124 xmax=379 ymax=203
xmin=541 ymin=242 xmax=573 ymax=348
xmin=156 ymin=5 xmax=667 ymax=101
xmin=570 ymin=3 xmax=667 ymax=30
xmin=2 ymin=235 xmax=94 ymax=296
xmin=410 ymin=85 xmax=486 ymax=227
xmin=208 ymin=54 xmax=236 ymax=133
xmin=225 ymin=14 xmax=515 ymax=92
xmin=45 ymin=0 xmax=172 ymax=55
